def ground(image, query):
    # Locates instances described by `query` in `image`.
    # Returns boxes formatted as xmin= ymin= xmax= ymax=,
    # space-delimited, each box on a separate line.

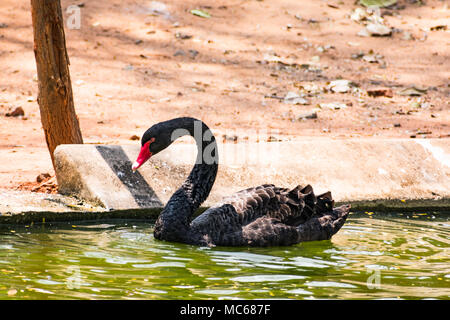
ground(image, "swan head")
xmin=132 ymin=120 xmax=181 ymax=172
xmin=132 ymin=137 xmax=154 ymax=172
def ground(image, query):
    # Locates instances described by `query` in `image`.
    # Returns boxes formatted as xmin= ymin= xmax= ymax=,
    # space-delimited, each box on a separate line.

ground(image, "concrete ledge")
xmin=53 ymin=139 xmax=450 ymax=210
xmin=1 ymin=201 xmax=449 ymax=227
xmin=1 ymin=139 xmax=448 ymax=225
xmin=0 ymin=190 xmax=105 ymax=214
xmin=0 ymin=208 xmax=162 ymax=226
xmin=0 ymin=197 xmax=448 ymax=227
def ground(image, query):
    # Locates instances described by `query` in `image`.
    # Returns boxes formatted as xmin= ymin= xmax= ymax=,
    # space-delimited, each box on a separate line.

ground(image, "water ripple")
xmin=0 ymin=214 xmax=448 ymax=299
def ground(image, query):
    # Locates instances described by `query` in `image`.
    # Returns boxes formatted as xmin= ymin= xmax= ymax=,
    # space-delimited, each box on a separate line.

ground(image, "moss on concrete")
xmin=1 ymin=199 xmax=448 ymax=227
xmin=340 ymin=198 xmax=450 ymax=213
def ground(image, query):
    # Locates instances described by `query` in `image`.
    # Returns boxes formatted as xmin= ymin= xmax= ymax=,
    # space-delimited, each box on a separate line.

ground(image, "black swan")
xmin=132 ymin=117 xmax=350 ymax=247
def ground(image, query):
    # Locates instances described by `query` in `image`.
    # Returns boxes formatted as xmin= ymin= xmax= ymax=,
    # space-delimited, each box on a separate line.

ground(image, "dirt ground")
xmin=0 ymin=0 xmax=448 ymax=190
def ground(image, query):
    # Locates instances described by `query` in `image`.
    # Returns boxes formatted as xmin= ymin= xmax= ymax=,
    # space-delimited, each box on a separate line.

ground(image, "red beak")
xmin=132 ymin=141 xmax=152 ymax=172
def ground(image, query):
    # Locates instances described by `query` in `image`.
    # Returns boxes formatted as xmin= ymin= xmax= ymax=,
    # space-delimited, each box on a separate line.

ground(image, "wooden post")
xmin=31 ymin=0 xmax=83 ymax=168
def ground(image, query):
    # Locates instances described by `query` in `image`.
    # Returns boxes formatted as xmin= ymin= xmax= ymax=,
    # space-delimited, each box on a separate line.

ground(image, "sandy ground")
xmin=0 ymin=0 xmax=448 ymax=189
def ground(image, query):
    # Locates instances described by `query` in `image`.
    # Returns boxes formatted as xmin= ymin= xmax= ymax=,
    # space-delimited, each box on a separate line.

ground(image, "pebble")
xmin=36 ymin=173 xmax=51 ymax=183
xmin=5 ymin=107 xmax=25 ymax=117
xmin=297 ymin=112 xmax=318 ymax=120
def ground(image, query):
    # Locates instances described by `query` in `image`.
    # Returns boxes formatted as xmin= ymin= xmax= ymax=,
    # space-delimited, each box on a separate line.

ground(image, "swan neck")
xmin=184 ymin=121 xmax=218 ymax=208
xmin=154 ymin=118 xmax=218 ymax=242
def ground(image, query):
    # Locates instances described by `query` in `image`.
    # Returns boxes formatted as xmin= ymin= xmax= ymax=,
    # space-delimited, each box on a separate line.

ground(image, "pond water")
xmin=0 ymin=212 xmax=448 ymax=300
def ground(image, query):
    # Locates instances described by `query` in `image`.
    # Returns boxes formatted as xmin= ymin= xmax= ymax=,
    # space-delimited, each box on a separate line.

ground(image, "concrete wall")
xmin=53 ymin=139 xmax=450 ymax=210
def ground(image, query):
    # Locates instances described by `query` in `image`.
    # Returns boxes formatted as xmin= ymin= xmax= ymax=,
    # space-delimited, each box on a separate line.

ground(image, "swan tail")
xmin=296 ymin=204 xmax=350 ymax=242
xmin=288 ymin=185 xmax=334 ymax=209
xmin=316 ymin=191 xmax=335 ymax=213
xmin=237 ymin=204 xmax=350 ymax=246
xmin=285 ymin=185 xmax=336 ymax=225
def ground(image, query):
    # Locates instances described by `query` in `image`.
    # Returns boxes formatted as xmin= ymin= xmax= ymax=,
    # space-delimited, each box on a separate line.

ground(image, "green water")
xmin=0 ymin=212 xmax=449 ymax=300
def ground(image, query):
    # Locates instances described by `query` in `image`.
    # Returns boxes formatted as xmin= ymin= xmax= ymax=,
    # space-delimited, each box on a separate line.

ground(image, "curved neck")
xmin=154 ymin=118 xmax=218 ymax=241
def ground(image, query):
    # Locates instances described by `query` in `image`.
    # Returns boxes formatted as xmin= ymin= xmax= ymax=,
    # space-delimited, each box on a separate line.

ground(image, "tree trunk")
xmin=31 ymin=0 xmax=83 ymax=168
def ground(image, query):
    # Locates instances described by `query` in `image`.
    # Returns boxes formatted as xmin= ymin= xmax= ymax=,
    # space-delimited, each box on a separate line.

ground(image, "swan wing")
xmin=220 ymin=184 xmax=334 ymax=225
xmin=191 ymin=184 xmax=334 ymax=231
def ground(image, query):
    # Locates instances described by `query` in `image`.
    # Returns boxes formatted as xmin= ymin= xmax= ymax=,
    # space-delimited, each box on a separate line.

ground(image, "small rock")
xmin=430 ymin=25 xmax=447 ymax=31
xmin=351 ymin=52 xmax=365 ymax=60
xmin=309 ymin=55 xmax=320 ymax=63
xmin=366 ymin=23 xmax=392 ymax=36
xmin=347 ymin=41 xmax=360 ymax=47
xmin=320 ymin=102 xmax=347 ymax=110
xmin=130 ymin=135 xmax=140 ymax=141
xmin=283 ymin=91 xmax=309 ymax=105
xmin=190 ymin=9 xmax=211 ymax=18
xmin=350 ymin=8 xmax=368 ymax=23
xmin=175 ymin=32 xmax=192 ymax=40
xmin=188 ymin=50 xmax=199 ymax=58
xmin=328 ymin=80 xmax=354 ymax=93
xmin=316 ymin=45 xmax=334 ymax=53
xmin=148 ymin=1 xmax=171 ymax=19
xmin=362 ymin=53 xmax=383 ymax=63
xmin=398 ymin=86 xmax=427 ymax=96
xmin=222 ymin=134 xmax=238 ymax=143
xmin=359 ymin=23 xmax=392 ymax=37
xmin=263 ymin=53 xmax=282 ymax=63
xmin=367 ymin=88 xmax=393 ymax=98
xmin=295 ymin=83 xmax=322 ymax=96
xmin=174 ymin=49 xmax=186 ymax=57
xmin=297 ymin=112 xmax=318 ymax=120
xmin=159 ymin=97 xmax=171 ymax=103
xmin=36 ymin=173 xmax=51 ymax=183
xmin=5 ymin=107 xmax=25 ymax=117
xmin=267 ymin=136 xmax=281 ymax=142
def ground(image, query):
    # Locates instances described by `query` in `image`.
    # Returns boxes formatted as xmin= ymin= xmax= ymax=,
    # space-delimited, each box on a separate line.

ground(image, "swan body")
xmin=133 ymin=117 xmax=349 ymax=247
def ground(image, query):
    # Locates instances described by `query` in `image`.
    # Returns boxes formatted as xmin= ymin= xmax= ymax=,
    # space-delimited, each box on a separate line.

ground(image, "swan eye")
xmin=144 ymin=137 xmax=155 ymax=146
xmin=147 ymin=137 xmax=156 ymax=152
